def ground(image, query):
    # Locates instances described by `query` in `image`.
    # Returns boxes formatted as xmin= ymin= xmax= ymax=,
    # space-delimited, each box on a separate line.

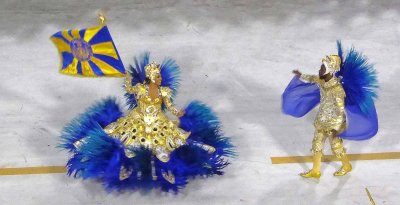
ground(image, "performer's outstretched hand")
xmin=292 ymin=70 xmax=302 ymax=77
xmin=177 ymin=110 xmax=185 ymax=117
xmin=126 ymin=71 xmax=132 ymax=81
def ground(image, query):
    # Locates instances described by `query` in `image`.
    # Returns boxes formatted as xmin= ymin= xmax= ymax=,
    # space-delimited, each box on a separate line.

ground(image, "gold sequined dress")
xmin=104 ymin=79 xmax=190 ymax=163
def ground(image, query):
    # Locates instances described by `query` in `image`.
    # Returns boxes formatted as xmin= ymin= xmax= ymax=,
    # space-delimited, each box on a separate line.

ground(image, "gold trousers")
xmin=311 ymin=129 xmax=346 ymax=159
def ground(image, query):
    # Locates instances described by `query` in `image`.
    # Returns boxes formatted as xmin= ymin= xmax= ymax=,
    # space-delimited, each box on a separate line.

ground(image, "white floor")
xmin=1 ymin=0 xmax=400 ymax=204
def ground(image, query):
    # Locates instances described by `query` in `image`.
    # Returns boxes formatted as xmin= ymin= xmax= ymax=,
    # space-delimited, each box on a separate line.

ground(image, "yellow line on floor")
xmin=1 ymin=152 xmax=399 ymax=175
xmin=0 ymin=166 xmax=66 ymax=175
xmin=271 ymin=152 xmax=400 ymax=164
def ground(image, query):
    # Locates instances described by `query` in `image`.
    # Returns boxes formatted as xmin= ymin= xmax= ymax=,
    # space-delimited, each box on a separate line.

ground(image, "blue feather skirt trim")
xmin=60 ymin=99 xmax=234 ymax=192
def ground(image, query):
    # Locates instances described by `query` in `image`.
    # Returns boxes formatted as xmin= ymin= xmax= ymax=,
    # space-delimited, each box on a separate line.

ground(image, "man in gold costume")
xmin=293 ymin=55 xmax=352 ymax=179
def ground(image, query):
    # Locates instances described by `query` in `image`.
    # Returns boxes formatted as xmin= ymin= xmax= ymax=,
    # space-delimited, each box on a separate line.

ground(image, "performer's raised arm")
xmin=161 ymin=87 xmax=185 ymax=117
xmin=124 ymin=72 xmax=141 ymax=94
xmin=293 ymin=69 xmax=317 ymax=83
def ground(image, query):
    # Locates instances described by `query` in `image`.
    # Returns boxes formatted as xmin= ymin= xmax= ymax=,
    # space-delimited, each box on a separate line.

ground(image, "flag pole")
xmin=365 ymin=188 xmax=376 ymax=205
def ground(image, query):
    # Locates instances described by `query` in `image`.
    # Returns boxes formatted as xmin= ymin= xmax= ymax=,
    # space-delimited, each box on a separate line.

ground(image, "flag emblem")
xmin=51 ymin=25 xmax=125 ymax=77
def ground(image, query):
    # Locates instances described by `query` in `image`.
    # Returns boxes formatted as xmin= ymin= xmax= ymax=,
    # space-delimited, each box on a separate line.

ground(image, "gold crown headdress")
xmin=145 ymin=62 xmax=161 ymax=83
xmin=322 ymin=55 xmax=341 ymax=75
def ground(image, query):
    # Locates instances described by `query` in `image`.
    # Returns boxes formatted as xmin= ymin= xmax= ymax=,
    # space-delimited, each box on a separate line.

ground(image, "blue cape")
xmin=282 ymin=76 xmax=378 ymax=140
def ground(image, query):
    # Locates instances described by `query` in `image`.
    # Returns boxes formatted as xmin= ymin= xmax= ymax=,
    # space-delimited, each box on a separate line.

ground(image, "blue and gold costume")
xmin=282 ymin=42 xmax=379 ymax=179
xmin=59 ymin=54 xmax=234 ymax=192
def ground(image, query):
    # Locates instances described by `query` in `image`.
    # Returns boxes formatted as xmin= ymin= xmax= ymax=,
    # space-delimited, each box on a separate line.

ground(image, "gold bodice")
xmin=104 ymin=81 xmax=190 ymax=162
xmin=300 ymin=74 xmax=346 ymax=132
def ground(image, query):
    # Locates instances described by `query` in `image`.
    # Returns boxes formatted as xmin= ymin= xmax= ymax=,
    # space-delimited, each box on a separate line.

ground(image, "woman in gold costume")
xmin=61 ymin=53 xmax=234 ymax=192
xmin=105 ymin=62 xmax=189 ymax=163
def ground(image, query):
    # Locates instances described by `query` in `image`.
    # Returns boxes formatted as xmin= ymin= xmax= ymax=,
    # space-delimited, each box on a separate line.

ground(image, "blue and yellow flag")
xmin=51 ymin=24 xmax=125 ymax=77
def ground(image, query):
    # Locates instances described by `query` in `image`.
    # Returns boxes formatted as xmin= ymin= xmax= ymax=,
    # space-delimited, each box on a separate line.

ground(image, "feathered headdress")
xmin=124 ymin=52 xmax=181 ymax=109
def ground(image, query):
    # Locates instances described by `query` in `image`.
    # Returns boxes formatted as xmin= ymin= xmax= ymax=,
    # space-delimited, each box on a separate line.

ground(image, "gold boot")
xmin=334 ymin=154 xmax=352 ymax=176
xmin=300 ymin=152 xmax=322 ymax=179
xmin=300 ymin=170 xmax=321 ymax=179
xmin=334 ymin=164 xmax=352 ymax=176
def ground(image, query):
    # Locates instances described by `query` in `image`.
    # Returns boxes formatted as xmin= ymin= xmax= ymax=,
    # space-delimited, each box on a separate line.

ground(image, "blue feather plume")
xmin=60 ymin=99 xmax=234 ymax=192
xmin=180 ymin=101 xmax=235 ymax=158
xmin=65 ymin=127 xmax=124 ymax=179
xmin=124 ymin=52 xmax=149 ymax=109
xmin=59 ymin=97 xmax=123 ymax=152
xmin=336 ymin=40 xmax=379 ymax=115
xmin=160 ymin=57 xmax=181 ymax=97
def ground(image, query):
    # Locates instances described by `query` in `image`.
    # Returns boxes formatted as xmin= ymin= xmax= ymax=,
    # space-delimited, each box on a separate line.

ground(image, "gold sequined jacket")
xmin=300 ymin=74 xmax=347 ymax=132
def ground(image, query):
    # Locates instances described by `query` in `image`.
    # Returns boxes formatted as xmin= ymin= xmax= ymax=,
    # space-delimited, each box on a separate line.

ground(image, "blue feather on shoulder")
xmin=336 ymin=40 xmax=379 ymax=115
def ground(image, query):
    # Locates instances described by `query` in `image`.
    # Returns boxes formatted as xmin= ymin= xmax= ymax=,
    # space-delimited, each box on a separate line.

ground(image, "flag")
xmin=51 ymin=25 xmax=125 ymax=77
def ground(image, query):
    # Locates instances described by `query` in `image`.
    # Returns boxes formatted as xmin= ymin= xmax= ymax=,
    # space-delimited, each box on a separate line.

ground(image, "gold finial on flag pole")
xmin=365 ymin=188 xmax=376 ymax=205
xmin=97 ymin=10 xmax=107 ymax=25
